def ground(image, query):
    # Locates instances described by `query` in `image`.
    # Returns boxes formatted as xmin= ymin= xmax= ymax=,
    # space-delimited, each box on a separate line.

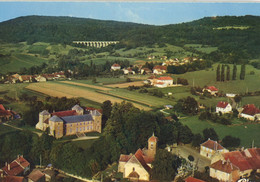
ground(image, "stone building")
xmin=200 ymin=138 xmax=229 ymax=159
xmin=118 ymin=134 xmax=158 ymax=181
xmin=36 ymin=105 xmax=102 ymax=138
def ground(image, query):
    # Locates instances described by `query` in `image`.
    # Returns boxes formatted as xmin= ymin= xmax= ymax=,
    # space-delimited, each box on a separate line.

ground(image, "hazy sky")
xmin=1 ymin=2 xmax=260 ymax=25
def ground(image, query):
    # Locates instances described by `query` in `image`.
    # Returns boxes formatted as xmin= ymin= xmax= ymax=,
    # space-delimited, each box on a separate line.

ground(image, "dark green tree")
xmin=203 ymin=128 xmax=219 ymax=141
xmin=221 ymin=64 xmax=225 ymax=82
xmin=222 ymin=135 xmax=240 ymax=148
xmin=192 ymin=133 xmax=204 ymax=147
xmin=216 ymin=64 xmax=220 ymax=81
xmin=232 ymin=64 xmax=237 ymax=80
xmin=240 ymin=64 xmax=246 ymax=80
xmin=151 ymin=149 xmax=181 ymax=181
xmin=226 ymin=65 xmax=230 ymax=81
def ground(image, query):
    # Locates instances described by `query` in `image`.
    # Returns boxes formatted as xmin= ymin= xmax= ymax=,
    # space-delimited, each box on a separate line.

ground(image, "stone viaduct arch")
xmin=72 ymin=41 xmax=120 ymax=48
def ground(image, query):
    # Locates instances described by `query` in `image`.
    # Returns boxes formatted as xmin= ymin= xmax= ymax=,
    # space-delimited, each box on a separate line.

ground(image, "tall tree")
xmin=226 ymin=65 xmax=230 ymax=81
xmin=240 ymin=64 xmax=246 ymax=80
xmin=232 ymin=64 xmax=237 ymax=80
xmin=151 ymin=149 xmax=181 ymax=181
xmin=101 ymin=100 xmax=112 ymax=128
xmin=216 ymin=64 xmax=220 ymax=81
xmin=203 ymin=128 xmax=219 ymax=141
xmin=221 ymin=64 xmax=225 ymax=82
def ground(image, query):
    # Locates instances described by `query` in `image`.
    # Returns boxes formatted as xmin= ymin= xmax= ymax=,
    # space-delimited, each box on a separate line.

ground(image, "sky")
xmin=0 ymin=2 xmax=260 ymax=25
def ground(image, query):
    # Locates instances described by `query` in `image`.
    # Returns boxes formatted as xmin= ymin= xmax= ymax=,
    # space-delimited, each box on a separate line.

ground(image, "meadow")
xmin=180 ymin=116 xmax=260 ymax=148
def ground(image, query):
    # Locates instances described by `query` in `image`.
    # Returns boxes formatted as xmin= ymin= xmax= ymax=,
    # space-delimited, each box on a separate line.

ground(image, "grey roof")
xmin=49 ymin=115 xmax=63 ymax=122
xmin=72 ymin=104 xmax=83 ymax=111
xmin=61 ymin=114 xmax=93 ymax=124
xmin=91 ymin=110 xmax=101 ymax=116
xmin=40 ymin=110 xmax=50 ymax=115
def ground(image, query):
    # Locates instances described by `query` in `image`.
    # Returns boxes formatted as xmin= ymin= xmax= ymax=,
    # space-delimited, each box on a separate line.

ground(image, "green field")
xmin=180 ymin=116 xmax=260 ymax=148
xmin=0 ymin=124 xmax=18 ymax=136
xmin=184 ymin=44 xmax=218 ymax=54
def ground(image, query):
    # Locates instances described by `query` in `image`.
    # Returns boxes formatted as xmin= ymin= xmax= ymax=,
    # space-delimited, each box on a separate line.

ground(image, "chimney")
xmin=8 ymin=164 xmax=10 ymax=171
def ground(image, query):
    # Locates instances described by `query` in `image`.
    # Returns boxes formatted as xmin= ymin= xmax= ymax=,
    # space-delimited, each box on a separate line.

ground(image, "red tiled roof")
xmin=0 ymin=110 xmax=12 ymax=117
xmin=153 ymin=65 xmax=167 ymax=70
xmin=185 ymin=177 xmax=206 ymax=182
xmin=210 ymin=160 xmax=239 ymax=173
xmin=52 ymin=110 xmax=77 ymax=117
xmin=135 ymin=149 xmax=151 ymax=173
xmin=223 ymin=148 xmax=260 ymax=171
xmin=2 ymin=176 xmax=24 ymax=182
xmin=216 ymin=101 xmax=229 ymax=108
xmin=149 ymin=135 xmax=158 ymax=143
xmin=201 ymin=139 xmax=224 ymax=150
xmin=86 ymin=107 xmax=103 ymax=113
xmin=158 ymin=76 xmax=173 ymax=80
xmin=20 ymin=75 xmax=32 ymax=81
xmin=242 ymin=104 xmax=260 ymax=116
xmin=2 ymin=156 xmax=30 ymax=176
xmin=119 ymin=154 xmax=132 ymax=162
xmin=0 ymin=104 xmax=6 ymax=111
xmin=28 ymin=170 xmax=45 ymax=182
xmin=206 ymin=86 xmax=218 ymax=91
xmin=112 ymin=64 xmax=120 ymax=67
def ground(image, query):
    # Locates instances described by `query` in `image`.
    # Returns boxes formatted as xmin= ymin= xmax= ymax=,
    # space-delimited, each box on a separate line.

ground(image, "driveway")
xmin=172 ymin=144 xmax=211 ymax=172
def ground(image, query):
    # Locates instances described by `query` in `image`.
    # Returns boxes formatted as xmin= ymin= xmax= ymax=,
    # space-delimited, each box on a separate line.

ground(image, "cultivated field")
xmin=61 ymin=81 xmax=111 ymax=91
xmin=106 ymin=81 xmax=145 ymax=88
xmin=26 ymin=82 xmax=151 ymax=110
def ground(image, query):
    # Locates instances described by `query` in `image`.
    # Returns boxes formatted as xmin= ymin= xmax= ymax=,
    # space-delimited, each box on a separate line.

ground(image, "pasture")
xmin=180 ymin=116 xmax=260 ymax=148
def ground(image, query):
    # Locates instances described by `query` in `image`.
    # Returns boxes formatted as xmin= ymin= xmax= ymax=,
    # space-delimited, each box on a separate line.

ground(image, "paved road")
xmin=172 ymin=145 xmax=211 ymax=172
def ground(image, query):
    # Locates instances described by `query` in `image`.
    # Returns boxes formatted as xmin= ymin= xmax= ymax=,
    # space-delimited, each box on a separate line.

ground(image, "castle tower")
xmin=147 ymin=133 xmax=158 ymax=158
xmin=36 ymin=110 xmax=50 ymax=131
xmin=90 ymin=110 xmax=102 ymax=133
xmin=72 ymin=105 xmax=84 ymax=115
xmin=49 ymin=116 xmax=64 ymax=139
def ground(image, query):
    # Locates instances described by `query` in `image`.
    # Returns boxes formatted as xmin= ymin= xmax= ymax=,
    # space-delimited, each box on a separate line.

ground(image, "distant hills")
xmin=0 ymin=15 xmax=260 ymax=59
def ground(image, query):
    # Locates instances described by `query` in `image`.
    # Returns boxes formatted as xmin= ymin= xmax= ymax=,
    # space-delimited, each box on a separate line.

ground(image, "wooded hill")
xmin=0 ymin=15 xmax=260 ymax=59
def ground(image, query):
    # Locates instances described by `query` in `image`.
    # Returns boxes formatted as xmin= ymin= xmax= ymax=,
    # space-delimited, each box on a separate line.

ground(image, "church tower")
xmin=147 ymin=133 xmax=158 ymax=158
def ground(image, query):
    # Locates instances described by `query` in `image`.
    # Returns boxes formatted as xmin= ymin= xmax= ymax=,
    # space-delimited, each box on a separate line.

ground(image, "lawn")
xmin=71 ymin=139 xmax=98 ymax=150
xmin=184 ymin=44 xmax=218 ymax=54
xmin=0 ymin=54 xmax=46 ymax=73
xmin=0 ymin=124 xmax=18 ymax=136
xmin=175 ymin=64 xmax=260 ymax=94
xmin=180 ymin=116 xmax=260 ymax=148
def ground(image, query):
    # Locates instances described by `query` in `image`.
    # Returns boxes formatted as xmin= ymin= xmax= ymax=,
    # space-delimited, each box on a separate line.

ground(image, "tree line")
xmin=216 ymin=64 xmax=246 ymax=82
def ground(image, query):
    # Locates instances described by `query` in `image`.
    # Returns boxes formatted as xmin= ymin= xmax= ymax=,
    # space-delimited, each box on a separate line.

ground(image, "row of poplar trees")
xmin=216 ymin=64 xmax=246 ymax=82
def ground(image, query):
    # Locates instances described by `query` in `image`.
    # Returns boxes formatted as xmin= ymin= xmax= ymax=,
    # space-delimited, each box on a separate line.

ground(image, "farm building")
xmin=200 ymin=138 xmax=229 ymax=159
xmin=111 ymin=64 xmax=121 ymax=71
xmin=203 ymin=86 xmax=218 ymax=96
xmin=118 ymin=134 xmax=158 ymax=181
xmin=36 ymin=105 xmax=102 ymax=139
xmin=210 ymin=148 xmax=260 ymax=181
xmin=239 ymin=104 xmax=260 ymax=121
xmin=1 ymin=155 xmax=30 ymax=176
xmin=0 ymin=104 xmax=13 ymax=122
xmin=216 ymin=101 xmax=232 ymax=114
xmin=153 ymin=65 xmax=167 ymax=74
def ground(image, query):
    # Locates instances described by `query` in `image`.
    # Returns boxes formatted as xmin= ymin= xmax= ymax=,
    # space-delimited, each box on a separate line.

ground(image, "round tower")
xmin=36 ymin=110 xmax=50 ymax=131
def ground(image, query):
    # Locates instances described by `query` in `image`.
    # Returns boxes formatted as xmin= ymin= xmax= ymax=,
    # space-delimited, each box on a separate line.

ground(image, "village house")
xmin=155 ymin=76 xmax=173 ymax=87
xmin=210 ymin=148 xmax=260 ymax=181
xmin=27 ymin=170 xmax=45 ymax=182
xmin=239 ymin=104 xmax=260 ymax=121
xmin=203 ymin=86 xmax=218 ymax=96
xmin=140 ymin=68 xmax=152 ymax=75
xmin=152 ymin=65 xmax=167 ymax=75
xmin=10 ymin=74 xmax=21 ymax=83
xmin=42 ymin=74 xmax=55 ymax=81
xmin=19 ymin=75 xmax=33 ymax=83
xmin=54 ymin=72 xmax=66 ymax=79
xmin=210 ymin=159 xmax=240 ymax=182
xmin=1 ymin=155 xmax=30 ymax=177
xmin=111 ymin=63 xmax=121 ymax=71
xmin=216 ymin=101 xmax=232 ymax=114
xmin=147 ymin=55 xmax=155 ymax=60
xmin=184 ymin=176 xmax=206 ymax=182
xmin=118 ymin=134 xmax=158 ymax=181
xmin=123 ymin=68 xmax=135 ymax=75
xmin=200 ymin=138 xmax=229 ymax=159
xmin=35 ymin=75 xmax=47 ymax=82
xmin=36 ymin=105 xmax=102 ymax=139
xmin=0 ymin=104 xmax=13 ymax=122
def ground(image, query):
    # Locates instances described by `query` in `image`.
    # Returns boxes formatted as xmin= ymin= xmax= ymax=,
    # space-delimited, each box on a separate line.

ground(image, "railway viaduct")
xmin=72 ymin=41 xmax=119 ymax=48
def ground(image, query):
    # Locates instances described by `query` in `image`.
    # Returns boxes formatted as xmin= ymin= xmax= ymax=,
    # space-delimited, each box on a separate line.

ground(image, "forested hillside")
xmin=0 ymin=15 xmax=260 ymax=60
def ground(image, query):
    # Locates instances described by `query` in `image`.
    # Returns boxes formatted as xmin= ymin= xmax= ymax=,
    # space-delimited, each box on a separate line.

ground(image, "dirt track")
xmin=106 ymin=81 xmax=145 ymax=88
